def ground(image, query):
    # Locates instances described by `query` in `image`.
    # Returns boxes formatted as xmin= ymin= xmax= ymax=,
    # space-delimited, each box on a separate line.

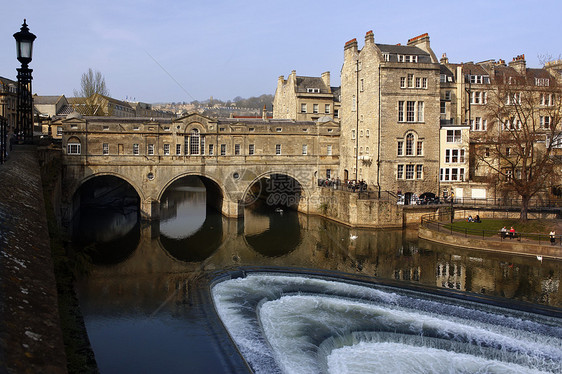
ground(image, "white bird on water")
xmin=536 ymin=255 xmax=543 ymax=263
xmin=350 ymin=235 xmax=358 ymax=240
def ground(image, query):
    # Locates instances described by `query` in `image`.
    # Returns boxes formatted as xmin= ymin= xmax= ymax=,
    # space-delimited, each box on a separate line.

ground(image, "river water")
xmin=73 ymin=179 xmax=562 ymax=373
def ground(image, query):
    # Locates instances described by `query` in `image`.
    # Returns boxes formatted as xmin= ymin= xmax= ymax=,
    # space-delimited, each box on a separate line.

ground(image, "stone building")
xmin=273 ymin=70 xmax=340 ymax=122
xmin=339 ymin=31 xmax=441 ymax=203
xmin=0 ymin=76 xmax=18 ymax=131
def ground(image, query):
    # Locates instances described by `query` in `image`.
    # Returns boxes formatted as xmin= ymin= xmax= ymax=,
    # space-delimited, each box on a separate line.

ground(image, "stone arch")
xmin=71 ymin=172 xmax=145 ymax=204
xmin=158 ymin=172 xmax=227 ymax=215
xmin=241 ymin=170 xmax=309 ymax=212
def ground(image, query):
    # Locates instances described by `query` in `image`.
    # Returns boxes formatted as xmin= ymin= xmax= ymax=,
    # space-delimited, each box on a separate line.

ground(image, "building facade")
xmin=273 ymin=70 xmax=340 ymax=122
xmin=339 ymin=31 xmax=441 ymax=202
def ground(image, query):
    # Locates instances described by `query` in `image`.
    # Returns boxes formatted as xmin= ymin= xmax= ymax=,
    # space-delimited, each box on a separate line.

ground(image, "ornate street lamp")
xmin=13 ymin=19 xmax=36 ymax=144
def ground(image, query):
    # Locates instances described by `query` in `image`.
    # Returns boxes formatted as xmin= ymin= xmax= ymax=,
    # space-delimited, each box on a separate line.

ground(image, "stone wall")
xmin=0 ymin=146 xmax=67 ymax=373
xmin=315 ymin=188 xmax=402 ymax=227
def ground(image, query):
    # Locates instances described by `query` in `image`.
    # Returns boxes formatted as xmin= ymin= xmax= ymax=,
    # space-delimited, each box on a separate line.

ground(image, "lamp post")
xmin=13 ymin=19 xmax=36 ymax=144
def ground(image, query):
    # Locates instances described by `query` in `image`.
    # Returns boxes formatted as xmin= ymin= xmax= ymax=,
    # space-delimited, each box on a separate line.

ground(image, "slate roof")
xmin=295 ymin=76 xmax=330 ymax=93
xmin=33 ymin=95 xmax=64 ymax=105
xmin=376 ymin=44 xmax=433 ymax=63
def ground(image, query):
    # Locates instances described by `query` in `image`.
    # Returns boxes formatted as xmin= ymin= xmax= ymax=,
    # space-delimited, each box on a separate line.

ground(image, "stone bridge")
xmin=56 ymin=113 xmax=340 ymax=222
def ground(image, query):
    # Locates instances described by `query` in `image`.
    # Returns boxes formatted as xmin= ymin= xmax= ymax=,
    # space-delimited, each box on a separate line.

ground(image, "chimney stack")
xmin=508 ymin=54 xmax=526 ymax=74
xmin=321 ymin=71 xmax=330 ymax=89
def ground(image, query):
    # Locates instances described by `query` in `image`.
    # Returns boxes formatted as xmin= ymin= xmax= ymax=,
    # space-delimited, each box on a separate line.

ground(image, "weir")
xmin=212 ymin=273 xmax=562 ymax=374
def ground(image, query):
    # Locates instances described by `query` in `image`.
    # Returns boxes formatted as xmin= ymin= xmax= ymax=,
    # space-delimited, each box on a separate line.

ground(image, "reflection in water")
xmin=159 ymin=177 xmax=223 ymax=262
xmin=74 ymin=184 xmax=562 ymax=373
xmin=244 ymin=204 xmax=302 ymax=257
xmin=72 ymin=206 xmax=139 ymax=265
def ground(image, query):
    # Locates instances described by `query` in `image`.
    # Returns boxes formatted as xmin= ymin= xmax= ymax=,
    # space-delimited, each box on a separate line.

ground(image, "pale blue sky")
xmin=2 ymin=0 xmax=560 ymax=103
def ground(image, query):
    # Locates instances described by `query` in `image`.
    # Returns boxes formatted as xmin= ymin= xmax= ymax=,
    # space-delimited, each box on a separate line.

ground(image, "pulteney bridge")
xmin=56 ymin=113 xmax=340 ymax=223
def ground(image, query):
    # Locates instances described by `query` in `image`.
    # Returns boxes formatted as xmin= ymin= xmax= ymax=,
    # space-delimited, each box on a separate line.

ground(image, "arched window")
xmin=67 ymin=137 xmax=81 ymax=155
xmin=406 ymin=133 xmax=414 ymax=155
xmin=190 ymin=129 xmax=200 ymax=155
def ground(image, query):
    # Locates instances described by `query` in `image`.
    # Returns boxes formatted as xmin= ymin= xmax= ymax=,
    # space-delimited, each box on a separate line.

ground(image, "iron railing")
xmin=420 ymin=211 xmax=562 ymax=246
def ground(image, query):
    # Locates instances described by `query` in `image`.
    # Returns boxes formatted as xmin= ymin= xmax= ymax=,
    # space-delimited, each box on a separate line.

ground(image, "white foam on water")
xmin=212 ymin=274 xmax=562 ymax=374
xmin=327 ymin=342 xmax=550 ymax=374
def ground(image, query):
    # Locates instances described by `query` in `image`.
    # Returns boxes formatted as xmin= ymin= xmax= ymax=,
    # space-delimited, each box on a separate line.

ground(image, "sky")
xmin=2 ymin=0 xmax=561 ymax=104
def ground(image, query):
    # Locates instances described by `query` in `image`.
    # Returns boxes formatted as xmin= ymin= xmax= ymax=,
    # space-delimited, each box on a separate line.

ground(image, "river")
xmin=73 ymin=178 xmax=562 ymax=373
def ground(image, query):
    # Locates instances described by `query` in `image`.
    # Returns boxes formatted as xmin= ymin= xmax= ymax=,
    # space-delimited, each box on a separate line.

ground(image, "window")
xmin=302 ymin=144 xmax=307 ymax=155
xmin=459 ymin=168 xmax=465 ymax=181
xmin=452 ymin=149 xmax=459 ymax=163
xmin=360 ymin=79 xmax=364 ymax=92
xmin=209 ymin=144 xmax=214 ymax=155
xmin=485 ymin=147 xmax=490 ymax=157
xmin=535 ymin=78 xmax=549 ymax=87
xmin=506 ymin=147 xmax=511 ymax=156
xmin=417 ymin=141 xmax=423 ymax=156
xmin=325 ymin=104 xmax=330 ymax=113
xmin=220 ymin=144 xmax=226 ymax=155
xmin=407 ymin=74 xmax=414 ymax=88
xmin=407 ymin=101 xmax=415 ymax=122
xmin=360 ymin=130 xmax=364 ymax=137
xmin=470 ymin=91 xmax=482 ymax=104
xmin=416 ymin=165 xmax=423 ymax=179
xmin=352 ymin=95 xmax=356 ymax=111
xmin=459 ymin=149 xmax=465 ymax=163
xmin=400 ymin=77 xmax=406 ymax=88
xmin=541 ymin=94 xmax=552 ymax=106
xmin=422 ymin=78 xmax=427 ymax=89
xmin=445 ymin=149 xmax=450 ymax=163
xmin=383 ymin=53 xmax=390 ymax=61
xmin=176 ymin=144 xmax=181 ymax=155
xmin=313 ymin=104 xmax=319 ymax=113
xmin=406 ymin=165 xmax=415 ymax=179
xmin=334 ymin=109 xmax=339 ymax=118
xmin=365 ymin=146 xmax=370 ymax=155
xmin=397 ymin=164 xmax=404 ymax=179
xmin=327 ymin=145 xmax=332 ymax=155
xmin=540 ymin=116 xmax=551 ymax=129
xmin=451 ymin=168 xmax=458 ymax=181
xmin=440 ymin=74 xmax=447 ymax=83
xmin=234 ymin=144 xmax=241 ymax=155
xmin=446 ymin=129 xmax=461 ymax=143
xmin=398 ymin=101 xmax=404 ymax=122
xmin=352 ymin=130 xmax=356 ymax=139
xmin=366 ymin=129 xmax=370 ymax=137
xmin=276 ymin=127 xmax=282 ymax=132
xmin=397 ymin=141 xmax=403 ymax=156
xmin=102 ymin=143 xmax=109 ymax=155
xmin=56 ymin=127 xmax=63 ymax=136
xmin=440 ymin=101 xmax=446 ymax=115
xmin=133 ymin=143 xmax=139 ymax=155
xmin=190 ymin=129 xmax=200 ymax=155
xmin=67 ymin=142 xmax=81 ymax=155
xmin=307 ymin=88 xmax=320 ymax=93
xmin=148 ymin=144 xmax=154 ymax=155
xmin=406 ymin=133 xmax=414 ymax=156
xmin=445 ymin=90 xmax=451 ymax=100
xmin=301 ymin=103 xmax=307 ymax=113
xmin=249 ymin=144 xmax=255 ymax=155
xmin=275 ymin=144 xmax=281 ymax=155
xmin=417 ymin=101 xmax=424 ymax=122
xmin=163 ymin=144 xmax=170 ymax=155
xmin=415 ymin=77 xmax=421 ymax=88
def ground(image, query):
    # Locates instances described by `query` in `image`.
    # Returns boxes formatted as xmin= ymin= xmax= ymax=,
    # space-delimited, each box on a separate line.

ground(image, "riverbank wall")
xmin=316 ymin=188 xmax=403 ymax=228
xmin=419 ymin=225 xmax=562 ymax=260
xmin=0 ymin=146 xmax=67 ymax=373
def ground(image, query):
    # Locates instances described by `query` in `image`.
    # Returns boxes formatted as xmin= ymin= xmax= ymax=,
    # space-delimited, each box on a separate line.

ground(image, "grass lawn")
xmin=442 ymin=218 xmax=557 ymax=238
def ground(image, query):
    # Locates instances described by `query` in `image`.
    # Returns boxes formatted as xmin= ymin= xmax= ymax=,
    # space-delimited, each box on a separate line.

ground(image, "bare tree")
xmin=73 ymin=68 xmax=110 ymax=115
xmin=475 ymin=70 xmax=562 ymax=219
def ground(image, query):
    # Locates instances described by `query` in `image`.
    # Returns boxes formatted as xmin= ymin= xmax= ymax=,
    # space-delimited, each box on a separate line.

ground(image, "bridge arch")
xmin=242 ymin=170 xmax=309 ymax=211
xmin=158 ymin=172 xmax=227 ymax=214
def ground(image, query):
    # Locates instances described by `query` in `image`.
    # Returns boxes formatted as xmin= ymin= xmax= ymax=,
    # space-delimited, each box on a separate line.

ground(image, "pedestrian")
xmin=500 ymin=226 xmax=507 ymax=239
xmin=550 ymin=230 xmax=556 ymax=245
